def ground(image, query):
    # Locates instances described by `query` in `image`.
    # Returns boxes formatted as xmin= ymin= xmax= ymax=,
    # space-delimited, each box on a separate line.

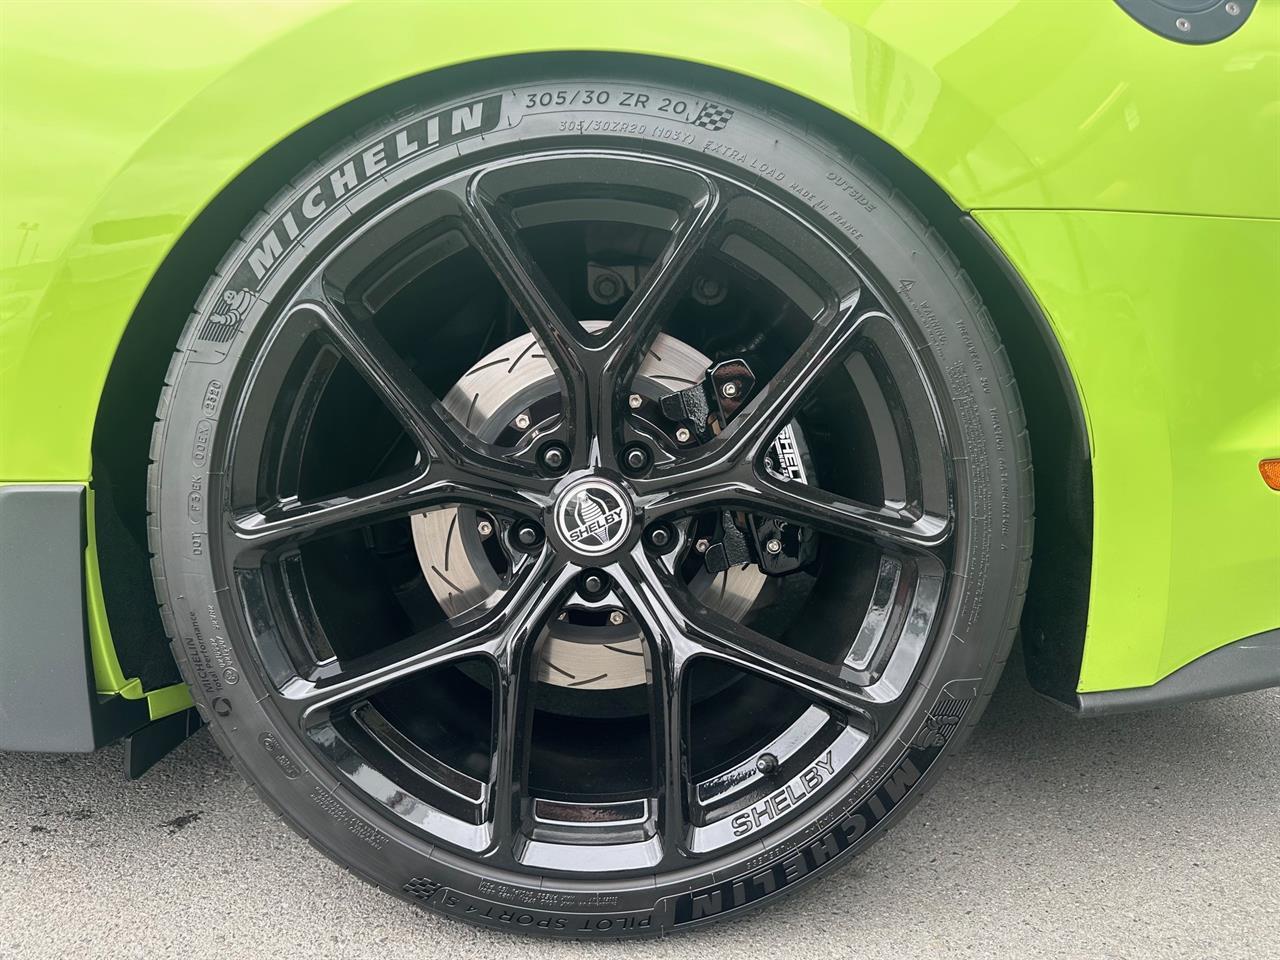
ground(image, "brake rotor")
xmin=411 ymin=324 xmax=782 ymax=692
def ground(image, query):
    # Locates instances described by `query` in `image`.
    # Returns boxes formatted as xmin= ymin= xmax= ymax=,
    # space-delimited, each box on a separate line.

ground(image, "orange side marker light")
xmin=1261 ymin=459 xmax=1280 ymax=491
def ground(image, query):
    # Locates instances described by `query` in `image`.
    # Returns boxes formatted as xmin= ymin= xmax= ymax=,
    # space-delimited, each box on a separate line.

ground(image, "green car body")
xmin=1 ymin=0 xmax=1277 ymax=745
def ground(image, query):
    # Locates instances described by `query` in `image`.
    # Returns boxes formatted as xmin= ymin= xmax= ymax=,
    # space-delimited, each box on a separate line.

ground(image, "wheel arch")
xmin=90 ymin=50 xmax=1092 ymax=707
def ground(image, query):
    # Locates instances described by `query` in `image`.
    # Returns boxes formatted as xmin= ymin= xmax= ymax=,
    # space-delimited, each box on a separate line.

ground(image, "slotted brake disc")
xmin=411 ymin=322 xmax=804 ymax=691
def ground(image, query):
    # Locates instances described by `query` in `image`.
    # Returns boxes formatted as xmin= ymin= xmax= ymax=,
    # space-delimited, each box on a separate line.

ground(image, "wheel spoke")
xmin=587 ymin=176 xmax=722 ymax=466
xmin=279 ymin=602 xmax=500 ymax=734
xmin=485 ymin=644 xmax=539 ymax=853
xmin=277 ymin=552 xmax=574 ymax=735
xmin=291 ymin=293 xmax=549 ymax=494
xmin=229 ymin=468 xmax=427 ymax=556
xmin=453 ymin=162 xmax=725 ymax=469
xmin=647 ymin=638 xmax=690 ymax=859
xmin=617 ymin=554 xmax=896 ymax=737
xmin=610 ymin=553 xmax=695 ymax=859
xmin=484 ymin=558 xmax=582 ymax=852
xmin=228 ymin=465 xmax=543 ymax=559
xmin=690 ymin=611 xmax=897 ymax=735
xmin=289 ymin=296 xmax=460 ymax=464
xmin=716 ymin=300 xmax=869 ymax=467
xmin=742 ymin=476 xmax=951 ymax=551
xmin=448 ymin=176 xmax=592 ymax=462
xmin=634 ymin=299 xmax=952 ymax=553
xmin=266 ymin=292 xmax=553 ymax=538
xmin=644 ymin=469 xmax=950 ymax=554
xmin=278 ymin=622 xmax=490 ymax=732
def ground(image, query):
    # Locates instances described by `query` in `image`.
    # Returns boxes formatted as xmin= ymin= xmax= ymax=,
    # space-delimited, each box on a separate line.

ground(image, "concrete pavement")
xmin=2 ymin=657 xmax=1276 ymax=959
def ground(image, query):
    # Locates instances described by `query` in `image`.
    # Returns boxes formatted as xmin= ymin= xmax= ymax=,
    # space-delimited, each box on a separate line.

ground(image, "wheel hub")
xmin=411 ymin=323 xmax=772 ymax=692
xmin=553 ymin=475 xmax=632 ymax=557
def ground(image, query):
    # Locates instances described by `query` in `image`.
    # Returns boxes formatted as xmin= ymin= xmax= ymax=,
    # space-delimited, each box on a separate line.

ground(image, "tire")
xmin=148 ymin=66 xmax=1033 ymax=939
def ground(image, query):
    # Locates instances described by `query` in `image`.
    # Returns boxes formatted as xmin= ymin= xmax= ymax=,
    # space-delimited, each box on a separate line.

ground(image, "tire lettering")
xmin=301 ymin=185 xmax=326 ymax=219
xmin=672 ymin=692 xmax=974 ymax=924
xmin=247 ymin=229 xmax=283 ymax=281
xmin=233 ymin=95 xmax=501 ymax=291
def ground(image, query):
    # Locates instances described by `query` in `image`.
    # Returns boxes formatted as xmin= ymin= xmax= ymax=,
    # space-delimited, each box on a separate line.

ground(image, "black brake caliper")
xmin=747 ymin=515 xmax=816 ymax=576
xmin=659 ymin=358 xmax=755 ymax=444
xmin=660 ymin=360 xmax=818 ymax=576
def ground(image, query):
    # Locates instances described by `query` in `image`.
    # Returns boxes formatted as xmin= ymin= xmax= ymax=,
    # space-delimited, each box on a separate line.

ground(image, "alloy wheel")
xmin=213 ymin=148 xmax=955 ymax=877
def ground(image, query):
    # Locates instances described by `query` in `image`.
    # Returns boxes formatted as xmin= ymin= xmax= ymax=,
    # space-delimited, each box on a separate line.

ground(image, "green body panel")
xmin=1 ymin=0 xmax=1277 ymax=703
xmin=977 ymin=210 xmax=1280 ymax=691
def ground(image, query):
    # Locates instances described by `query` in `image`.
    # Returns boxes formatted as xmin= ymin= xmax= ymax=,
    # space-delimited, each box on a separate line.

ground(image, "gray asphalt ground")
xmin=1 ymin=653 xmax=1277 ymax=960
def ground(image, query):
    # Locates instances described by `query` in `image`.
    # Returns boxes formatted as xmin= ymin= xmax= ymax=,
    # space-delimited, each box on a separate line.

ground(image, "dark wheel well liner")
xmin=89 ymin=51 xmax=1092 ymax=704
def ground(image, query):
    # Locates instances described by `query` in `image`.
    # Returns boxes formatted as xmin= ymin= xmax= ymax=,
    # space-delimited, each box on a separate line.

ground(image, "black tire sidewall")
xmin=150 ymin=71 xmax=1030 ymax=939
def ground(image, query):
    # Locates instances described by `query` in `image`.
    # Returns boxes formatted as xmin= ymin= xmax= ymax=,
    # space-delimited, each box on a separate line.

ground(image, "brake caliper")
xmin=659 ymin=358 xmax=755 ymax=444
xmin=661 ymin=360 xmax=818 ymax=576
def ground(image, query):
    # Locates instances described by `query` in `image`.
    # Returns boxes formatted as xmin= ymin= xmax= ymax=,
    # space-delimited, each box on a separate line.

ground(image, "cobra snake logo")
xmin=566 ymin=488 xmax=624 ymax=547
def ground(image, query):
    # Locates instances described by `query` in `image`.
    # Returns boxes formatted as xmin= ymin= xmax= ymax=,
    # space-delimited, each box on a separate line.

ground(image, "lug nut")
xmin=765 ymin=538 xmax=783 ymax=555
xmin=608 ymin=610 xmax=626 ymax=626
xmin=756 ymin=752 xmax=779 ymax=776
xmin=476 ymin=518 xmax=494 ymax=538
xmin=628 ymin=393 xmax=643 ymax=410
xmin=578 ymin=569 xmax=610 ymax=600
xmin=539 ymin=442 xmax=569 ymax=474
xmin=645 ymin=523 xmax=675 ymax=553
xmin=511 ymin=520 xmax=543 ymax=550
xmin=721 ymin=381 xmax=739 ymax=399
xmin=622 ymin=443 xmax=651 ymax=474
xmin=694 ymin=538 xmax=710 ymax=554
xmin=514 ymin=412 xmax=532 ymax=431
xmin=675 ymin=427 xmax=692 ymax=444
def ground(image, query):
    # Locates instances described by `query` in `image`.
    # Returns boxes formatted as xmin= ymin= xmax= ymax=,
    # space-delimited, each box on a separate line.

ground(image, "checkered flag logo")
xmin=692 ymin=102 xmax=734 ymax=132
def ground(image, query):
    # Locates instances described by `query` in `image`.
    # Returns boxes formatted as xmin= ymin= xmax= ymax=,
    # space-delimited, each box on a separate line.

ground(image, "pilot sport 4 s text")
xmin=1 ymin=0 xmax=1277 ymax=940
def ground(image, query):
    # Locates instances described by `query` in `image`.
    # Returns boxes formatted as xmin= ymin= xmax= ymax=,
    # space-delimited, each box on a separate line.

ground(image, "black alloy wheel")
xmin=149 ymin=71 xmax=1033 ymax=938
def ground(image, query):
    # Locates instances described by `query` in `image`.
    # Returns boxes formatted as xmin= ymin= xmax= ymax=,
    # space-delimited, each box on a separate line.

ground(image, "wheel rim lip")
xmin=206 ymin=141 xmax=960 ymax=878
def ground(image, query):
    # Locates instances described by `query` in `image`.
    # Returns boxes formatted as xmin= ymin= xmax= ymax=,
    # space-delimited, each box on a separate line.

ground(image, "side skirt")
xmin=1072 ymin=628 xmax=1280 ymax=717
